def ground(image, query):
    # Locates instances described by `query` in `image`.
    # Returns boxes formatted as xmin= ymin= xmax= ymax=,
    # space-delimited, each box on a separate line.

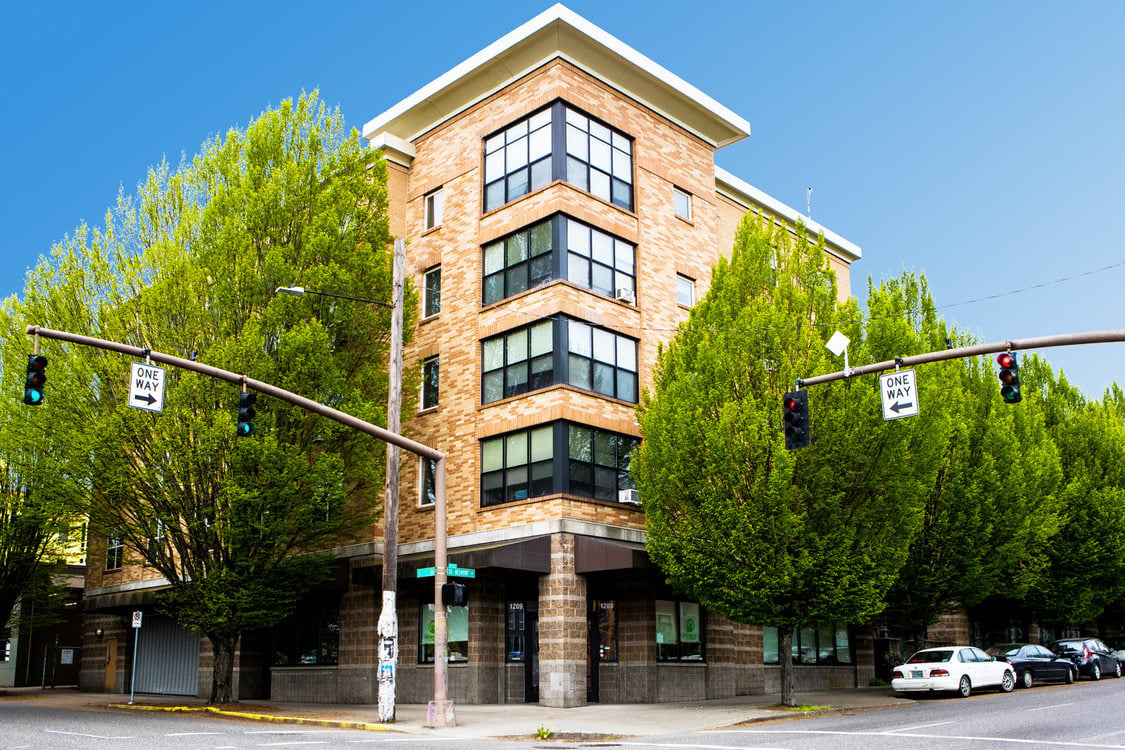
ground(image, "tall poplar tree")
xmin=633 ymin=218 xmax=943 ymax=706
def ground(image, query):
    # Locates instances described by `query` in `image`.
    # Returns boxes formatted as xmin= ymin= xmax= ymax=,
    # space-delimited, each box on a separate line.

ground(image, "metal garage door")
xmin=133 ymin=615 xmax=199 ymax=695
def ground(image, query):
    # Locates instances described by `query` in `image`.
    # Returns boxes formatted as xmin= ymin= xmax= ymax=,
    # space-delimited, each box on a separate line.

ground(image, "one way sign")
xmin=879 ymin=369 xmax=920 ymax=421
xmin=129 ymin=362 xmax=166 ymax=413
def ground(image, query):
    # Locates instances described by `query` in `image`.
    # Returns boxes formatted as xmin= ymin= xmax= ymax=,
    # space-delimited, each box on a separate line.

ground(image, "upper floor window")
xmin=482 ymin=215 xmax=635 ymax=306
xmin=422 ymin=266 xmax=441 ymax=318
xmin=676 ymin=274 xmax=695 ymax=307
xmin=421 ymin=356 xmax=439 ymax=410
xmin=480 ymin=422 xmax=638 ymax=508
xmin=483 ymin=102 xmax=634 ymax=213
xmin=481 ymin=318 xmax=637 ymax=404
xmin=673 ymin=186 xmax=692 ymax=220
xmin=106 ymin=536 xmax=123 ymax=571
xmin=424 ymin=188 xmax=443 ymax=231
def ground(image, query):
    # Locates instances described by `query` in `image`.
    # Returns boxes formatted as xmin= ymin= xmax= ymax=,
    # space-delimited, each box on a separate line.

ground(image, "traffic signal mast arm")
xmin=25 ymin=325 xmax=441 ymax=461
xmin=796 ymin=329 xmax=1125 ymax=387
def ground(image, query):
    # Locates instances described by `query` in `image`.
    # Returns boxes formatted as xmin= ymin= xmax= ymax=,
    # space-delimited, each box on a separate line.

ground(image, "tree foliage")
xmin=15 ymin=91 xmax=403 ymax=703
xmin=633 ymin=218 xmax=944 ymax=705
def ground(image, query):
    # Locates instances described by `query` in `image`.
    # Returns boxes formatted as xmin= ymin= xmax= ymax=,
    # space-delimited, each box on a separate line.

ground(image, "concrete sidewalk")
xmin=1 ymin=685 xmax=912 ymax=739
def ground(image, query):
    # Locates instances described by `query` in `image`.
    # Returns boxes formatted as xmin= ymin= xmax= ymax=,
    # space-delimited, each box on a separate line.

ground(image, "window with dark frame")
xmin=482 ymin=214 xmax=635 ymax=306
xmin=480 ymin=422 xmax=638 ymax=508
xmin=272 ymin=597 xmax=340 ymax=666
xmin=481 ymin=318 xmax=638 ymax=404
xmin=655 ymin=599 xmax=704 ymax=661
xmin=421 ymin=356 xmax=439 ymax=409
xmin=419 ymin=602 xmax=468 ymax=663
xmin=483 ymin=101 xmax=634 ymax=213
xmin=762 ymin=623 xmax=853 ymax=665
xmin=424 ymin=188 xmax=443 ymax=231
xmin=423 ymin=266 xmax=441 ymax=318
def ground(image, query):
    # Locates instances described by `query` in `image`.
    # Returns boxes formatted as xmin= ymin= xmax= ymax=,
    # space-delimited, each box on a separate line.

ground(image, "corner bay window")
xmin=762 ymin=624 xmax=852 ymax=665
xmin=481 ymin=317 xmax=637 ymax=404
xmin=480 ymin=422 xmax=638 ymax=507
xmin=483 ymin=101 xmax=634 ymax=213
xmin=656 ymin=599 xmax=703 ymax=661
xmin=483 ymin=215 xmax=635 ymax=306
xmin=420 ymin=602 xmax=468 ymax=663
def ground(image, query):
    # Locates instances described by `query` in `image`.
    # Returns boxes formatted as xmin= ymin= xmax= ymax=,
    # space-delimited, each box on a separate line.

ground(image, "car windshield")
xmin=1053 ymin=642 xmax=1082 ymax=653
xmin=908 ymin=650 xmax=953 ymax=664
xmin=986 ymin=645 xmax=1020 ymax=657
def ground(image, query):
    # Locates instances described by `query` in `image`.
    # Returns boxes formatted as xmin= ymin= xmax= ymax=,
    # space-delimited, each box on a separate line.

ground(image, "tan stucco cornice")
xmin=362 ymin=3 xmax=751 ymax=149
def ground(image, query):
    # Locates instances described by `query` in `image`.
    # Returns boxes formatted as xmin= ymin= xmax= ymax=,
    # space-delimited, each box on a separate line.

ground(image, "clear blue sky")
xmin=3 ymin=1 xmax=1123 ymax=398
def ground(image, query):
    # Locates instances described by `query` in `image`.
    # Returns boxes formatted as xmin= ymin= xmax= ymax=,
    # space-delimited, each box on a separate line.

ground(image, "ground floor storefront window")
xmin=655 ymin=599 xmax=703 ymax=661
xmin=763 ymin=623 xmax=852 ymax=665
xmin=272 ymin=598 xmax=340 ymax=666
xmin=419 ymin=603 xmax=468 ymax=663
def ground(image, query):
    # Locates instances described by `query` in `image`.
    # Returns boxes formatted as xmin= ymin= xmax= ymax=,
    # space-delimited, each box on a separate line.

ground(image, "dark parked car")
xmin=1050 ymin=638 xmax=1122 ymax=680
xmin=986 ymin=643 xmax=1077 ymax=688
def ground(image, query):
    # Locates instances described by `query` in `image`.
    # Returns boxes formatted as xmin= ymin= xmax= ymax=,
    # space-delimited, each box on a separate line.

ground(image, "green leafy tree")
xmin=18 ymin=92 xmax=404 ymax=703
xmin=633 ymin=219 xmax=944 ymax=705
xmin=1029 ymin=366 xmax=1125 ymax=630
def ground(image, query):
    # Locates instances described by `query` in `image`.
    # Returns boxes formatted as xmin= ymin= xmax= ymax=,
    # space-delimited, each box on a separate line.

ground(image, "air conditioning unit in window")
xmin=614 ymin=287 xmax=636 ymax=304
xmin=618 ymin=489 xmax=640 ymax=505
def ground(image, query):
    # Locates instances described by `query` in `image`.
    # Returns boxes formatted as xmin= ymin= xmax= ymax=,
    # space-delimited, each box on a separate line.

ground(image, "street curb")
xmin=107 ymin=703 xmax=397 ymax=732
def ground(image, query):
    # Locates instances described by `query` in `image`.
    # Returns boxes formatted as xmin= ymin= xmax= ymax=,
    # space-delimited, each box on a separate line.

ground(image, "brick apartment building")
xmin=80 ymin=5 xmax=867 ymax=705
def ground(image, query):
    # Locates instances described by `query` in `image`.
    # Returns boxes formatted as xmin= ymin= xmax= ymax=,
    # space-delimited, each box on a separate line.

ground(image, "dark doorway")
xmin=506 ymin=599 xmax=539 ymax=702
xmin=587 ymin=599 xmax=618 ymax=703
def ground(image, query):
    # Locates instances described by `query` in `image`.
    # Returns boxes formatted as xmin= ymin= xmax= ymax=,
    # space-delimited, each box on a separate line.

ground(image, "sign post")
xmin=129 ymin=610 xmax=142 ymax=704
xmin=879 ymin=369 xmax=920 ymax=420
xmin=128 ymin=362 xmax=166 ymax=413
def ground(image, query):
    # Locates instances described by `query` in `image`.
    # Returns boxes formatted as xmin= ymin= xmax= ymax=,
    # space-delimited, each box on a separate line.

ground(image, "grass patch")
xmin=771 ymin=702 xmax=830 ymax=712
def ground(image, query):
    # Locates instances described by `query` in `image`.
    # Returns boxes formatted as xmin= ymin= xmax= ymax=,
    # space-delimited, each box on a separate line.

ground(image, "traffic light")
xmin=782 ymin=389 xmax=810 ymax=450
xmin=24 ymin=354 xmax=47 ymax=406
xmin=996 ymin=352 xmax=1021 ymax=404
xmin=237 ymin=391 xmax=257 ymax=436
xmin=442 ymin=581 xmax=468 ymax=607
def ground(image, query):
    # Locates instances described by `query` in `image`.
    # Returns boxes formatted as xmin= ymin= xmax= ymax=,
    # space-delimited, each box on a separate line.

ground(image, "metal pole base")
xmin=425 ymin=699 xmax=457 ymax=728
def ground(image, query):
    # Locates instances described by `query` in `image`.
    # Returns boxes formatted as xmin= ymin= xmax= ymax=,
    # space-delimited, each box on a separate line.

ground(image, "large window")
xmin=567 ymin=424 xmax=637 ymax=502
xmin=482 ymin=215 xmax=635 ymax=306
xmin=480 ymin=422 xmax=639 ymax=507
xmin=420 ymin=603 xmax=468 ymax=663
xmin=762 ymin=624 xmax=852 ymax=665
xmin=423 ymin=266 xmax=441 ymax=318
xmin=565 ymin=218 xmax=635 ymax=299
xmin=481 ymin=318 xmax=637 ymax=404
xmin=272 ymin=597 xmax=340 ymax=666
xmin=421 ymin=356 xmax=439 ymax=410
xmin=483 ymin=102 xmax=634 ymax=213
xmin=655 ymin=599 xmax=703 ymax=661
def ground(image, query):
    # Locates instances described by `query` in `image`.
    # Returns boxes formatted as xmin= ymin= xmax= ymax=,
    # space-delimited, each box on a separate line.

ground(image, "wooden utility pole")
xmin=377 ymin=238 xmax=405 ymax=722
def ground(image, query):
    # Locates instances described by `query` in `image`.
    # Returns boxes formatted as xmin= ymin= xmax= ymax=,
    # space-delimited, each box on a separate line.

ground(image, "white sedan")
xmin=892 ymin=646 xmax=1016 ymax=697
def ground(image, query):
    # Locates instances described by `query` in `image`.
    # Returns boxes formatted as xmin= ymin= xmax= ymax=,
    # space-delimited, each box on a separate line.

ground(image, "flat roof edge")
xmin=715 ymin=166 xmax=862 ymax=261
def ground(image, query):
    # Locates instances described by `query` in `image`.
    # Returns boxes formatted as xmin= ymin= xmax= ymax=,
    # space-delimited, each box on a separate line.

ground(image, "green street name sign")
xmin=416 ymin=564 xmax=476 ymax=579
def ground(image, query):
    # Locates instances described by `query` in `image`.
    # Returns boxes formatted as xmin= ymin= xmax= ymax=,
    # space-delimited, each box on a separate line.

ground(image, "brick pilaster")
xmin=538 ymin=533 xmax=587 ymax=707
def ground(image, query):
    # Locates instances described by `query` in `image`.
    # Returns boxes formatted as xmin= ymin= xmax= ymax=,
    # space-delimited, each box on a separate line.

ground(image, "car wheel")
xmin=957 ymin=675 xmax=972 ymax=698
xmin=1091 ymin=663 xmax=1101 ymax=681
xmin=1000 ymin=670 xmax=1015 ymax=693
xmin=1114 ymin=661 xmax=1122 ymax=679
xmin=1020 ymin=670 xmax=1033 ymax=689
xmin=1065 ymin=667 xmax=1075 ymax=684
